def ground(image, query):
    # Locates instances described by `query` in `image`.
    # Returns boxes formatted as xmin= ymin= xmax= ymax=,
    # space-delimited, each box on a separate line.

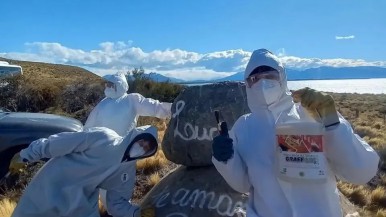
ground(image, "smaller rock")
xmin=141 ymin=165 xmax=248 ymax=217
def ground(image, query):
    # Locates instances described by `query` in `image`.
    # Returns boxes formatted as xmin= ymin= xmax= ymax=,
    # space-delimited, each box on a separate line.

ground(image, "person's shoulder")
xmin=233 ymin=113 xmax=252 ymax=129
xmin=236 ymin=113 xmax=253 ymax=123
xmin=94 ymin=97 xmax=109 ymax=105
xmin=127 ymin=92 xmax=145 ymax=100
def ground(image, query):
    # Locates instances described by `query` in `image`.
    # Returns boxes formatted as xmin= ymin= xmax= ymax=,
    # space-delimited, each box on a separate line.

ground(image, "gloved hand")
xmin=292 ymin=87 xmax=340 ymax=127
xmin=212 ymin=133 xmax=234 ymax=163
xmin=9 ymin=152 xmax=26 ymax=174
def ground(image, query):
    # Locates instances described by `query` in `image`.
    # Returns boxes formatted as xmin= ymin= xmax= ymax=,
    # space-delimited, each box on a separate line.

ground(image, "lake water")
xmin=186 ymin=78 xmax=386 ymax=94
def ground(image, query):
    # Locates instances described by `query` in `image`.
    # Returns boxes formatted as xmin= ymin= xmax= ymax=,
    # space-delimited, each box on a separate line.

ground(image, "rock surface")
xmin=140 ymin=165 xmax=248 ymax=217
xmin=162 ymin=82 xmax=250 ymax=166
xmin=140 ymin=165 xmax=359 ymax=217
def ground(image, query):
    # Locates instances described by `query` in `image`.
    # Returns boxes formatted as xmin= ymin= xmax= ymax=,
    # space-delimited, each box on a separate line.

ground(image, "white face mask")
xmin=129 ymin=142 xmax=146 ymax=158
xmin=250 ymin=79 xmax=282 ymax=105
xmin=104 ymin=87 xmax=119 ymax=99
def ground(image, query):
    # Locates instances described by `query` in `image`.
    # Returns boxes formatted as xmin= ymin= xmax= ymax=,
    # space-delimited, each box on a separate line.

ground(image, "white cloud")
xmin=279 ymin=55 xmax=386 ymax=69
xmin=160 ymin=68 xmax=235 ymax=81
xmin=335 ymin=35 xmax=355 ymax=40
xmin=276 ymin=48 xmax=287 ymax=57
xmin=1 ymin=42 xmax=385 ymax=81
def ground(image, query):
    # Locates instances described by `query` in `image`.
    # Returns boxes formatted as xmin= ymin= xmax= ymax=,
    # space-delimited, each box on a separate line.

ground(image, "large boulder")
xmin=162 ymin=82 xmax=250 ymax=166
xmin=140 ymin=165 xmax=248 ymax=217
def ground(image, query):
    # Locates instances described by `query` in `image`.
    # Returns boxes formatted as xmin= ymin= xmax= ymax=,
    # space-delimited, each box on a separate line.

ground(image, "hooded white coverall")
xmin=84 ymin=73 xmax=172 ymax=136
xmin=212 ymin=49 xmax=380 ymax=217
xmin=84 ymin=73 xmax=172 ymax=212
xmin=12 ymin=126 xmax=157 ymax=217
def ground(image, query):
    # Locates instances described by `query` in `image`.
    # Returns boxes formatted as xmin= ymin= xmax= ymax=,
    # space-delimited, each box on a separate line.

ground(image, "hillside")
xmin=0 ymin=57 xmax=102 ymax=85
xmin=0 ymin=58 xmax=105 ymax=122
xmin=147 ymin=72 xmax=185 ymax=83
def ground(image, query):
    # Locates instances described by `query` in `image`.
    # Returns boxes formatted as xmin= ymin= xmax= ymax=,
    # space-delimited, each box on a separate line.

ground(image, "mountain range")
xmin=146 ymin=66 xmax=386 ymax=83
xmin=146 ymin=72 xmax=185 ymax=83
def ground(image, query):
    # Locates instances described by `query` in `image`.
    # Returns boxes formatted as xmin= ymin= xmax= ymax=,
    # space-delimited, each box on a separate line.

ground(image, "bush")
xmin=354 ymin=126 xmax=381 ymax=138
xmin=126 ymin=68 xmax=184 ymax=103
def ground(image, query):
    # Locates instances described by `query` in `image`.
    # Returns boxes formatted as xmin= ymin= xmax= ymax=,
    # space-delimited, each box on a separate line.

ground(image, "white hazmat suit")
xmin=212 ymin=49 xmax=380 ymax=217
xmin=84 ymin=73 xmax=172 ymax=136
xmin=12 ymin=126 xmax=157 ymax=217
xmin=84 ymin=73 xmax=172 ymax=212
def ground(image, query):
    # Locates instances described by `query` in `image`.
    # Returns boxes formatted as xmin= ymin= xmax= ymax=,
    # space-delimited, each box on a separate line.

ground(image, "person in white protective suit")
xmin=84 ymin=73 xmax=172 ymax=136
xmin=84 ymin=72 xmax=172 ymax=212
xmin=9 ymin=125 xmax=157 ymax=217
xmin=212 ymin=48 xmax=380 ymax=217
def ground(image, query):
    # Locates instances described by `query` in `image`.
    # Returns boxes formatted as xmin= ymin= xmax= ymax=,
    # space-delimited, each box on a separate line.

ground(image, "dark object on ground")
xmin=0 ymin=109 xmax=83 ymax=179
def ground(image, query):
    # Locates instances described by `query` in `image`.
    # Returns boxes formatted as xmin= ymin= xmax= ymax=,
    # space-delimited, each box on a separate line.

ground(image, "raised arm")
xmin=131 ymin=93 xmax=172 ymax=119
xmin=20 ymin=131 xmax=89 ymax=162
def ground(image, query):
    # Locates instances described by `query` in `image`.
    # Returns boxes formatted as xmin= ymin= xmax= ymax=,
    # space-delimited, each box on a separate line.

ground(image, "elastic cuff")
xmin=19 ymin=149 xmax=31 ymax=162
xmin=325 ymin=121 xmax=340 ymax=129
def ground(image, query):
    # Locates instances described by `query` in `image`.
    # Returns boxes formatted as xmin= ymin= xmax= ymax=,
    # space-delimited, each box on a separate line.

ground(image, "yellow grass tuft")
xmin=379 ymin=173 xmax=386 ymax=186
xmin=368 ymin=138 xmax=386 ymax=150
xmin=0 ymin=198 xmax=16 ymax=217
xmin=136 ymin=149 xmax=169 ymax=172
xmin=349 ymin=187 xmax=369 ymax=207
xmin=338 ymin=183 xmax=369 ymax=207
xmin=354 ymin=125 xmax=381 ymax=139
xmin=376 ymin=209 xmax=386 ymax=217
xmin=374 ymin=122 xmax=383 ymax=130
xmin=98 ymin=198 xmax=107 ymax=216
xmin=369 ymin=187 xmax=386 ymax=210
xmin=378 ymin=149 xmax=386 ymax=170
xmin=147 ymin=172 xmax=161 ymax=187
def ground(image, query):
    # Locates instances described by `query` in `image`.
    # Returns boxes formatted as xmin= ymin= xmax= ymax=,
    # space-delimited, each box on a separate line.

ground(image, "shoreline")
xmin=177 ymin=77 xmax=386 ymax=85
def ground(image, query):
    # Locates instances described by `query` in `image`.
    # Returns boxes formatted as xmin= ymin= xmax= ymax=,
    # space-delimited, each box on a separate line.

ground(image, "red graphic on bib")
xmin=277 ymin=135 xmax=323 ymax=153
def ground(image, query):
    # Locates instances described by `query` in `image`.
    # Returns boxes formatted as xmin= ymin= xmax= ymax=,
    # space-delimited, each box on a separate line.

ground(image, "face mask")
xmin=129 ymin=142 xmax=146 ymax=158
xmin=250 ymin=79 xmax=282 ymax=105
xmin=104 ymin=87 xmax=119 ymax=98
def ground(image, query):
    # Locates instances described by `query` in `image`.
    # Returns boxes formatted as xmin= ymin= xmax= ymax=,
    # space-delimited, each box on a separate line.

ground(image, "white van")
xmin=0 ymin=61 xmax=23 ymax=77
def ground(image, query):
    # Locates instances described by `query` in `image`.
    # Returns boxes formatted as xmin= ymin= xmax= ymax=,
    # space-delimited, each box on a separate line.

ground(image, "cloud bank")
xmin=1 ymin=41 xmax=385 ymax=81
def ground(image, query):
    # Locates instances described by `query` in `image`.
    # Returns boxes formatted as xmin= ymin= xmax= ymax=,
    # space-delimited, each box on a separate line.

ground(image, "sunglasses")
xmin=105 ymin=82 xmax=115 ymax=88
xmin=245 ymin=71 xmax=280 ymax=88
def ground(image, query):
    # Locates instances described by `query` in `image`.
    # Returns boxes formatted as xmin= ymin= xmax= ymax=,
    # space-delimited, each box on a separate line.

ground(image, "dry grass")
xmin=368 ymin=187 xmax=386 ymax=211
xmin=98 ymin=198 xmax=107 ymax=216
xmin=332 ymin=93 xmax=386 ymax=216
xmin=376 ymin=210 xmax=386 ymax=217
xmin=136 ymin=150 xmax=169 ymax=173
xmin=0 ymin=198 xmax=16 ymax=217
xmin=147 ymin=172 xmax=161 ymax=187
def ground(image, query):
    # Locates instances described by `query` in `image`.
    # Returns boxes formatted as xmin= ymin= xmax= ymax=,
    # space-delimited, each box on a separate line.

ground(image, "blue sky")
xmin=1 ymin=0 xmax=386 ymax=80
